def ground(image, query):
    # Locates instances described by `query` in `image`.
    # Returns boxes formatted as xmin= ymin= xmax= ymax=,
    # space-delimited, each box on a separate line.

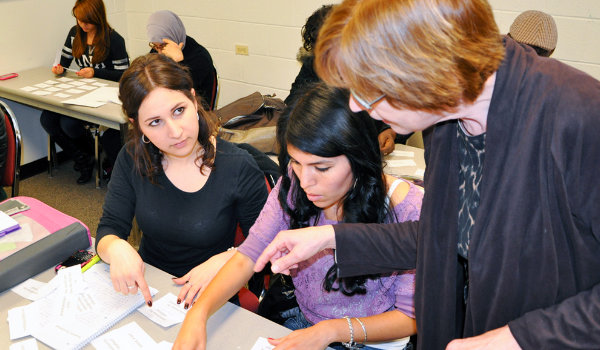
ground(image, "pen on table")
xmin=53 ymin=65 xmax=78 ymax=73
xmin=81 ymin=254 xmax=101 ymax=273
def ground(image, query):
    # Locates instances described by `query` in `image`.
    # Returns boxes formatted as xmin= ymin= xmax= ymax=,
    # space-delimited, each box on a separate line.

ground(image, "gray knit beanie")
xmin=509 ymin=10 xmax=557 ymax=51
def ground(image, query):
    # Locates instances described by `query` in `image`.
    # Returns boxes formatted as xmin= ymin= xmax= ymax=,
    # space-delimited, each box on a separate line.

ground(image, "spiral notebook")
xmin=16 ymin=263 xmax=156 ymax=350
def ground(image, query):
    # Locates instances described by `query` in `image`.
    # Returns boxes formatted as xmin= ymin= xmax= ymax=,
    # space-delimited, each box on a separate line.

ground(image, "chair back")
xmin=0 ymin=101 xmax=22 ymax=197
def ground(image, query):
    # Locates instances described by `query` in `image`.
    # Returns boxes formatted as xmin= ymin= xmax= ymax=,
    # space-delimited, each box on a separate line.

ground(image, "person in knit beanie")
xmin=508 ymin=10 xmax=558 ymax=57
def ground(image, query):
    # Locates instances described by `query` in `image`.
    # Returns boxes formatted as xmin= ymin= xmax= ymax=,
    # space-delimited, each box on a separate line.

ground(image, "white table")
xmin=1 ymin=262 xmax=293 ymax=349
xmin=0 ymin=67 xmax=128 ymax=188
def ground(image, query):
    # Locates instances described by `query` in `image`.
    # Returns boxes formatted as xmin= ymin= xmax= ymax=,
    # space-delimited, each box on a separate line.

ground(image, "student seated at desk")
xmin=40 ymin=0 xmax=129 ymax=184
xmin=95 ymin=54 xmax=268 ymax=307
xmin=174 ymin=83 xmax=422 ymax=350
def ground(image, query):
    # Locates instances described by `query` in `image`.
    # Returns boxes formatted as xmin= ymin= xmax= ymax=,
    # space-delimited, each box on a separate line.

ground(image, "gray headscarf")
xmin=147 ymin=10 xmax=187 ymax=49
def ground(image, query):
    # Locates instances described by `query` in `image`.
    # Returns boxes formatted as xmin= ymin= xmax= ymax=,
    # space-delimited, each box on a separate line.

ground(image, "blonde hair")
xmin=315 ymin=0 xmax=505 ymax=112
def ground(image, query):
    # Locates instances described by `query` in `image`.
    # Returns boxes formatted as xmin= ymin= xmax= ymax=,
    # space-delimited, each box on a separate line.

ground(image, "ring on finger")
xmin=127 ymin=285 xmax=136 ymax=289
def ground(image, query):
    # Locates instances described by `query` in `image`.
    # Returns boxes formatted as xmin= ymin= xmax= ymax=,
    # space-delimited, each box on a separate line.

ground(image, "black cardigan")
xmin=334 ymin=37 xmax=600 ymax=349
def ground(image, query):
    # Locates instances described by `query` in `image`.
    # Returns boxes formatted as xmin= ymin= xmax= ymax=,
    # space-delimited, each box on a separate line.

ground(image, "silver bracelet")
xmin=341 ymin=316 xmax=364 ymax=349
xmin=354 ymin=317 xmax=367 ymax=345
xmin=227 ymin=246 xmax=237 ymax=252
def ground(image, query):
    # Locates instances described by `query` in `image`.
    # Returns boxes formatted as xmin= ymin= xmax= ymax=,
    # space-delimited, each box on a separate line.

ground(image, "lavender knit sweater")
xmin=238 ymin=178 xmax=423 ymax=324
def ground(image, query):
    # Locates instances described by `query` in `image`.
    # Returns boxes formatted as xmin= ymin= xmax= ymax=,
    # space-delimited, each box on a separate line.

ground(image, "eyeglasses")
xmin=149 ymin=42 xmax=166 ymax=50
xmin=350 ymin=90 xmax=386 ymax=111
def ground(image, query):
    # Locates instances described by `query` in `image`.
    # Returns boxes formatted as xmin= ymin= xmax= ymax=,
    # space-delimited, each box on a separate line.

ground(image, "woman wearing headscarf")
xmin=147 ymin=10 xmax=217 ymax=110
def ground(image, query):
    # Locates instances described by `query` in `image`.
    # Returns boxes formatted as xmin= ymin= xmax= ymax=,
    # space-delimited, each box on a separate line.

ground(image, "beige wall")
xmin=1 ymin=0 xmax=600 ymax=162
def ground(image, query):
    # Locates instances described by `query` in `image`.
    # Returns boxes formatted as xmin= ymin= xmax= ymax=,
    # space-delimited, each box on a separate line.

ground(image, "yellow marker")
xmin=81 ymin=254 xmax=101 ymax=273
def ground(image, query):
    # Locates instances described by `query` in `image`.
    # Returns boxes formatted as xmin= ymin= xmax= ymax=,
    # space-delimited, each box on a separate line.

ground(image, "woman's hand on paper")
xmin=76 ymin=67 xmax=94 ymax=78
xmin=105 ymin=238 xmax=153 ymax=306
xmin=172 ymin=250 xmax=235 ymax=309
xmin=268 ymin=322 xmax=334 ymax=350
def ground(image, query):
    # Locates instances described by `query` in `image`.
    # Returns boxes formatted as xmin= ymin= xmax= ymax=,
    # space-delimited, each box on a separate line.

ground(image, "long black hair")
xmin=278 ymin=83 xmax=395 ymax=295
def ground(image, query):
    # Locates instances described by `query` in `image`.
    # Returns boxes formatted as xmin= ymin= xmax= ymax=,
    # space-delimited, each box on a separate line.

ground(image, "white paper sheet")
xmin=65 ymin=88 xmax=84 ymax=94
xmin=7 ymin=263 xmax=157 ymax=350
xmin=56 ymin=77 xmax=74 ymax=82
xmin=62 ymin=97 xmax=105 ymax=108
xmin=7 ymin=305 xmax=32 ymax=340
xmin=83 ymin=86 xmax=120 ymax=104
xmin=386 ymin=159 xmax=417 ymax=167
xmin=137 ymin=292 xmax=188 ymax=327
xmin=389 ymin=150 xmax=414 ymax=158
xmin=250 ymin=337 xmax=275 ymax=350
xmin=90 ymin=322 xmax=158 ymax=350
xmin=54 ymin=93 xmax=70 ymax=98
xmin=31 ymin=90 xmax=51 ymax=96
xmin=9 ymin=337 xmax=38 ymax=350
xmin=19 ymin=86 xmax=37 ymax=92
xmin=44 ymin=87 xmax=61 ymax=92
xmin=10 ymin=278 xmax=48 ymax=301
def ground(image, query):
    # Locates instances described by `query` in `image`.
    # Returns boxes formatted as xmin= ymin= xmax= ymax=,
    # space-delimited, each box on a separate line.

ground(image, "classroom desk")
xmin=1 ymin=262 xmax=293 ymax=349
xmin=0 ymin=66 xmax=128 ymax=187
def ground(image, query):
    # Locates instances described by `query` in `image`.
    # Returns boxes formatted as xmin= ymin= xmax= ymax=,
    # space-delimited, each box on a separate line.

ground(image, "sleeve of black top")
xmin=234 ymin=154 xmax=269 ymax=238
xmin=334 ymin=221 xmax=419 ymax=277
xmin=95 ymin=148 xmax=136 ymax=251
xmin=59 ymin=27 xmax=76 ymax=68
xmin=93 ymin=31 xmax=129 ymax=82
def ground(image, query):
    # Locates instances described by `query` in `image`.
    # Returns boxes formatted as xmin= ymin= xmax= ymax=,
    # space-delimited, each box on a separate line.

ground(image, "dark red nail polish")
xmin=147 ymin=300 xmax=152 ymax=307
xmin=177 ymin=299 xmax=181 ymax=304
xmin=184 ymin=303 xmax=189 ymax=309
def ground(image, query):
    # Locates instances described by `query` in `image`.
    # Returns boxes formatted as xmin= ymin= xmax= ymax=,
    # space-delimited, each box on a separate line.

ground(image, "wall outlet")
xmin=235 ymin=44 xmax=249 ymax=56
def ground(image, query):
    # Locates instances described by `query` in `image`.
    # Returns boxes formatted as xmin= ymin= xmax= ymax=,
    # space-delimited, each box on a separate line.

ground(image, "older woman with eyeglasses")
xmin=251 ymin=0 xmax=600 ymax=349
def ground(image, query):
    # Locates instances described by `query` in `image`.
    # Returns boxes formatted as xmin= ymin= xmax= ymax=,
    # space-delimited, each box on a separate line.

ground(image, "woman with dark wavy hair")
xmin=174 ymin=83 xmax=422 ymax=350
xmin=95 ymin=53 xmax=268 ymax=309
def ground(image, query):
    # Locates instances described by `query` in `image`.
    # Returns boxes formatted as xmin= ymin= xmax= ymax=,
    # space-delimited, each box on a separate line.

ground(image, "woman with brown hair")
xmin=41 ymin=0 xmax=129 ymax=183
xmin=95 ymin=53 xmax=268 ymax=308
xmin=250 ymin=0 xmax=600 ymax=349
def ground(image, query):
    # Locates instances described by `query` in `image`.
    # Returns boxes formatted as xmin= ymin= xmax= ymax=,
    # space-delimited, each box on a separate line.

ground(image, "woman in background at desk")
xmin=40 ymin=0 xmax=129 ymax=184
xmin=95 ymin=54 xmax=268 ymax=307
xmin=174 ymin=83 xmax=422 ymax=350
